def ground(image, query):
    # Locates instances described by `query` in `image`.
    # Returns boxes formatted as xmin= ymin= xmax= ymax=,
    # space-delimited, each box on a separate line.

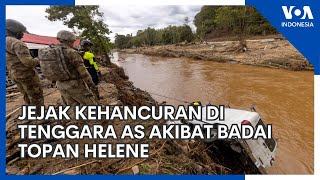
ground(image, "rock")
xmin=196 ymin=165 xmax=203 ymax=172
xmin=132 ymin=165 xmax=139 ymax=175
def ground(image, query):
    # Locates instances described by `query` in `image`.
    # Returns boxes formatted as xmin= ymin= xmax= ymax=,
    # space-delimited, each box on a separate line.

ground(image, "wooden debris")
xmin=52 ymin=160 xmax=98 ymax=175
xmin=29 ymin=164 xmax=43 ymax=174
xmin=63 ymin=169 xmax=79 ymax=175
xmin=7 ymin=157 xmax=19 ymax=166
xmin=16 ymin=166 xmax=30 ymax=175
xmin=6 ymin=149 xmax=20 ymax=164
xmin=6 ymin=138 xmax=23 ymax=150
xmin=6 ymin=107 xmax=21 ymax=119
xmin=6 ymin=92 xmax=21 ymax=98
xmin=6 ymin=165 xmax=20 ymax=174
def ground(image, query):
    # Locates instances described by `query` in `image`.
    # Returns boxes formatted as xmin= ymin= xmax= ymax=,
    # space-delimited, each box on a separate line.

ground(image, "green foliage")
xmin=143 ymin=27 xmax=158 ymax=46
xmin=114 ymin=34 xmax=132 ymax=49
xmin=244 ymin=7 xmax=277 ymax=35
xmin=115 ymin=25 xmax=194 ymax=49
xmin=194 ymin=6 xmax=277 ymax=39
xmin=45 ymin=6 xmax=112 ymax=57
xmin=179 ymin=25 xmax=193 ymax=42
xmin=193 ymin=6 xmax=220 ymax=38
xmin=215 ymin=6 xmax=248 ymax=41
xmin=115 ymin=6 xmax=277 ymax=49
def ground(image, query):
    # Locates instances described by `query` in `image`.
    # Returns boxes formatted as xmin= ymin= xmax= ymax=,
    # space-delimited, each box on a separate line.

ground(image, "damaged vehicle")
xmin=182 ymin=105 xmax=278 ymax=174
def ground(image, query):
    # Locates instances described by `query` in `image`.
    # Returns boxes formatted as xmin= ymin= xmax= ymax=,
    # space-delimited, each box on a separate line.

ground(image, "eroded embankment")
xmin=6 ymin=62 xmax=259 ymax=175
xmin=120 ymin=39 xmax=313 ymax=71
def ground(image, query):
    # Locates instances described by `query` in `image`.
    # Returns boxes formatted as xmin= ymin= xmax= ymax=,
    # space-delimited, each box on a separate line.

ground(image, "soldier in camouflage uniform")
xmin=55 ymin=30 xmax=98 ymax=106
xmin=6 ymin=19 xmax=44 ymax=110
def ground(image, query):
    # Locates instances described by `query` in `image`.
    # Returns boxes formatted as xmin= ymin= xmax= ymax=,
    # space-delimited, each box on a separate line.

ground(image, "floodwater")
xmin=111 ymin=52 xmax=314 ymax=174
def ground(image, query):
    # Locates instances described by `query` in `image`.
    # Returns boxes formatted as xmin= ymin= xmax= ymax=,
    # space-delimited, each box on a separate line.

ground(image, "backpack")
xmin=38 ymin=45 xmax=75 ymax=81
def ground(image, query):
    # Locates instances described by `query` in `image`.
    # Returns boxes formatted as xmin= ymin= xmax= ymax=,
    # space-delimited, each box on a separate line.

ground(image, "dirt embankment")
xmin=120 ymin=38 xmax=313 ymax=71
xmin=6 ymin=62 xmax=259 ymax=175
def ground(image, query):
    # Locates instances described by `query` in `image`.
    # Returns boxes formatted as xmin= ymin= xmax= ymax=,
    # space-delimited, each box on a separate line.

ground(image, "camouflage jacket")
xmin=61 ymin=46 xmax=96 ymax=89
xmin=6 ymin=36 xmax=39 ymax=79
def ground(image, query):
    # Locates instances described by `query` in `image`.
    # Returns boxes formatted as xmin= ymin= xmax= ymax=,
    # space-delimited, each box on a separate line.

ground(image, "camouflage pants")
xmin=11 ymin=72 xmax=44 ymax=107
xmin=57 ymin=79 xmax=98 ymax=126
xmin=56 ymin=79 xmax=98 ymax=106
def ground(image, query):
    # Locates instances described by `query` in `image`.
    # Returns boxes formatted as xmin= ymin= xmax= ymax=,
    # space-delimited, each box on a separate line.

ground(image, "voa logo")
xmin=281 ymin=6 xmax=314 ymax=28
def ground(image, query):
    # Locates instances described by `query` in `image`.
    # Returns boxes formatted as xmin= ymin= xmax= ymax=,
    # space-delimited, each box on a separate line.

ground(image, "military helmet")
xmin=81 ymin=39 xmax=93 ymax=46
xmin=57 ymin=30 xmax=76 ymax=42
xmin=6 ymin=19 xmax=27 ymax=33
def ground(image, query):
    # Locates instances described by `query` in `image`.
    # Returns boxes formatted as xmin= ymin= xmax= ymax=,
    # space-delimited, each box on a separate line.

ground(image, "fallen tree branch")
xmin=7 ymin=157 xmax=19 ymax=166
xmin=6 ymin=138 xmax=24 ymax=150
xmin=52 ymin=160 xmax=99 ymax=175
xmin=6 ymin=149 xmax=20 ymax=164
xmin=6 ymin=107 xmax=21 ymax=119
xmin=29 ymin=164 xmax=43 ymax=174
xmin=115 ymin=141 xmax=167 ymax=174
xmin=6 ymin=89 xmax=58 ymax=120
xmin=51 ymin=141 xmax=167 ymax=175
xmin=6 ymin=92 xmax=21 ymax=98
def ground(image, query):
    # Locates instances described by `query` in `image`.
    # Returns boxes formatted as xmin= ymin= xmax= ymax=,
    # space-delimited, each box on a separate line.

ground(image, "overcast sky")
xmin=6 ymin=5 xmax=202 ymax=42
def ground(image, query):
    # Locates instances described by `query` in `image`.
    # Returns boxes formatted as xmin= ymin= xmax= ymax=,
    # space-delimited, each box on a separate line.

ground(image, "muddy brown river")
xmin=112 ymin=52 xmax=314 ymax=174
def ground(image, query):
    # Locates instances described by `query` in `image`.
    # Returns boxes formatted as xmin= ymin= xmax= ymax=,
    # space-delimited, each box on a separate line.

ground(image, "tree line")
xmin=115 ymin=24 xmax=194 ymax=49
xmin=195 ymin=6 xmax=277 ymax=40
xmin=115 ymin=6 xmax=277 ymax=49
xmin=45 ymin=6 xmax=277 ymax=53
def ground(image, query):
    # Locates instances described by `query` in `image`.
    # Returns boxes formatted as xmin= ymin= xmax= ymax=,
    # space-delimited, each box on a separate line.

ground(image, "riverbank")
xmin=111 ymin=52 xmax=314 ymax=174
xmin=6 ymin=63 xmax=260 ymax=175
xmin=119 ymin=38 xmax=313 ymax=71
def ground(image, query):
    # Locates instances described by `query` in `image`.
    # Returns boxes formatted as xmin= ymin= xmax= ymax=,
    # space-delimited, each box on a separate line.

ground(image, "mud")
xmin=120 ymin=38 xmax=313 ymax=71
xmin=6 ymin=63 xmax=259 ymax=175
xmin=113 ymin=52 xmax=314 ymax=174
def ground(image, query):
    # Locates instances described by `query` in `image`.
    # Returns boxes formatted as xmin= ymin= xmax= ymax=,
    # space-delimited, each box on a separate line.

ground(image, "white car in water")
xmin=182 ymin=106 xmax=277 ymax=174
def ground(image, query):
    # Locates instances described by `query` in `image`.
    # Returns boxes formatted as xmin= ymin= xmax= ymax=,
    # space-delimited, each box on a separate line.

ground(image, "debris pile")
xmin=120 ymin=38 xmax=313 ymax=71
xmin=6 ymin=63 xmax=259 ymax=175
